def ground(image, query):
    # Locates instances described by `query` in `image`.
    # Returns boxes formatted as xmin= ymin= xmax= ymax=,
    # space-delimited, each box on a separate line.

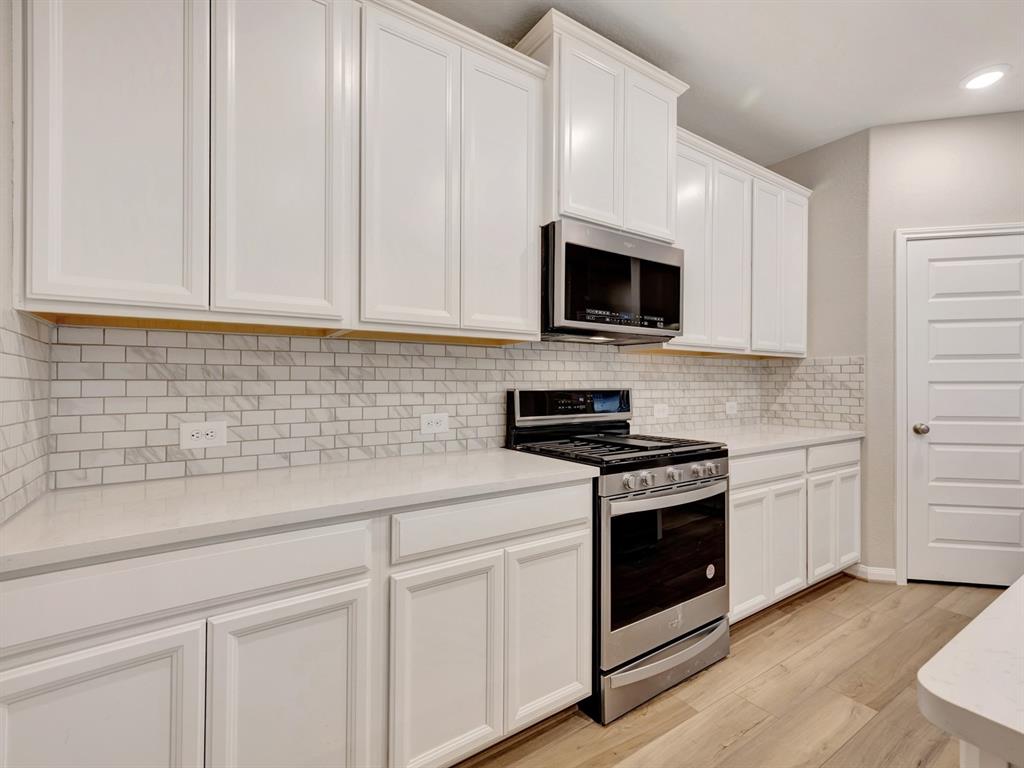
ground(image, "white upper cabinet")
xmin=673 ymin=142 xmax=714 ymax=346
xmin=517 ymin=10 xmax=687 ymax=242
xmin=781 ymin=192 xmax=809 ymax=354
xmin=623 ymin=71 xmax=677 ymax=241
xmin=461 ymin=50 xmax=541 ymax=334
xmin=211 ymin=0 xmax=355 ymax=319
xmin=558 ymin=36 xmax=625 ymax=228
xmin=25 ymin=0 xmax=210 ymax=309
xmin=710 ymin=162 xmax=752 ymax=350
xmin=362 ymin=5 xmax=462 ymax=327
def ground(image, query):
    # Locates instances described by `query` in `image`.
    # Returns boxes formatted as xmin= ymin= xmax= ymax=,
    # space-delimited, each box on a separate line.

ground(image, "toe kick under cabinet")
xmin=727 ymin=439 xmax=862 ymax=623
xmin=0 ymin=481 xmax=592 ymax=768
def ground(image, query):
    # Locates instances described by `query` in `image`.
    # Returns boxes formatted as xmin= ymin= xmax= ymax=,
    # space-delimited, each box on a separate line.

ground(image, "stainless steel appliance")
xmin=541 ymin=219 xmax=684 ymax=344
xmin=505 ymin=389 xmax=730 ymax=723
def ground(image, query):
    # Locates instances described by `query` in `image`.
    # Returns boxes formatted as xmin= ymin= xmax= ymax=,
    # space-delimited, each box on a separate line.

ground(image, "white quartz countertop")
xmin=917 ymin=575 xmax=1024 ymax=765
xmin=657 ymin=425 xmax=864 ymax=456
xmin=0 ymin=449 xmax=598 ymax=578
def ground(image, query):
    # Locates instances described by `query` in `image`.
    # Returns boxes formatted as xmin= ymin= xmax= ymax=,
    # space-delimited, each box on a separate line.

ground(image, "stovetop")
xmin=515 ymin=433 xmax=724 ymax=467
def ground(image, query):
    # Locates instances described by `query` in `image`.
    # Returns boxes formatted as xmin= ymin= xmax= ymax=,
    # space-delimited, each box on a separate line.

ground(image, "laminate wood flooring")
xmin=459 ymin=576 xmax=1003 ymax=768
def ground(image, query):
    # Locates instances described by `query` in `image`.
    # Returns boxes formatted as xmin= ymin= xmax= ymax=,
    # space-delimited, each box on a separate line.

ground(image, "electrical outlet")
xmin=725 ymin=401 xmax=739 ymax=416
xmin=178 ymin=420 xmax=227 ymax=449
xmin=420 ymin=412 xmax=449 ymax=435
xmin=653 ymin=403 xmax=669 ymax=419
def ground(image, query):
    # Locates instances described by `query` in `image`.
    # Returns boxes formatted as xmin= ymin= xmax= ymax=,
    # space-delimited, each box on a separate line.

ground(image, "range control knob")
xmin=702 ymin=462 xmax=717 ymax=477
xmin=640 ymin=471 xmax=656 ymax=488
xmin=622 ymin=474 xmax=638 ymax=490
xmin=667 ymin=467 xmax=685 ymax=483
xmin=691 ymin=464 xmax=704 ymax=478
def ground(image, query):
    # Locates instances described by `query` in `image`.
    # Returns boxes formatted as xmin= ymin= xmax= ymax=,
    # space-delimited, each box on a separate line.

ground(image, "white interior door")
xmin=906 ymin=230 xmax=1024 ymax=586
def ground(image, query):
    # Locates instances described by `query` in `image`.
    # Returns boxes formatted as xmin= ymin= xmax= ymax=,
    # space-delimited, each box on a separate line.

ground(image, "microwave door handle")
xmin=609 ymin=619 xmax=728 ymax=688
xmin=608 ymin=480 xmax=727 ymax=517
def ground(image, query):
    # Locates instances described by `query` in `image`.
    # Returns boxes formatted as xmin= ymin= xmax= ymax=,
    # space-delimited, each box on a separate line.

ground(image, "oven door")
xmin=600 ymin=479 xmax=729 ymax=671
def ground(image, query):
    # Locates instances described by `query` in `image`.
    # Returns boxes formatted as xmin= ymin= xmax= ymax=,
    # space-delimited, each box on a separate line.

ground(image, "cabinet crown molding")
xmin=515 ymin=8 xmax=689 ymax=96
xmin=367 ymin=0 xmax=548 ymax=79
xmin=676 ymin=127 xmax=812 ymax=198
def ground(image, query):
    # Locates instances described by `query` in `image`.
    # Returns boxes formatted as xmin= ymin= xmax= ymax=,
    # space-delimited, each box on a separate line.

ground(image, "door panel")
xmin=835 ymin=466 xmax=861 ymax=568
xmin=807 ymin=471 xmax=839 ymax=583
xmin=390 ymin=552 xmax=503 ymax=768
xmin=728 ymin=486 xmax=770 ymax=621
xmin=673 ymin=144 xmax=714 ymax=346
xmin=559 ymin=36 xmax=624 ymax=226
xmin=0 ymin=622 xmax=205 ymax=768
xmin=212 ymin=0 xmax=353 ymax=318
xmin=907 ymin=232 xmax=1024 ymax=585
xmin=363 ymin=6 xmax=461 ymax=326
xmin=781 ymin=193 xmax=809 ymax=354
xmin=623 ymin=70 xmax=676 ymax=240
xmin=751 ymin=180 xmax=783 ymax=352
xmin=206 ymin=583 xmax=370 ymax=768
xmin=710 ymin=163 xmax=752 ymax=350
xmin=26 ymin=0 xmax=209 ymax=308
xmin=461 ymin=51 xmax=540 ymax=334
xmin=769 ymin=479 xmax=807 ymax=599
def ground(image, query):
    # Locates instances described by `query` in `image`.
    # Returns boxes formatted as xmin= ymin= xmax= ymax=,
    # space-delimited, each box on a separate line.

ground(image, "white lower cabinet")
xmin=808 ymin=465 xmax=862 ymax=584
xmin=0 ymin=622 xmax=207 ymax=768
xmin=206 ymin=583 xmax=372 ymax=768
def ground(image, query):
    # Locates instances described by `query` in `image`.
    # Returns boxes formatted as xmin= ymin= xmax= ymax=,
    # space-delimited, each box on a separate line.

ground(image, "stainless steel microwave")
xmin=541 ymin=219 xmax=683 ymax=344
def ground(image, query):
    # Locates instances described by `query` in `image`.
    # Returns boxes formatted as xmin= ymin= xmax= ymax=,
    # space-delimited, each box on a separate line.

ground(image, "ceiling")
xmin=416 ymin=0 xmax=1024 ymax=165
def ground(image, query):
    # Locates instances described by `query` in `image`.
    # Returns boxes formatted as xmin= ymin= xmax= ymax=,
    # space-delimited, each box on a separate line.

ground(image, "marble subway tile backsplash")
xmin=43 ymin=326 xmax=864 ymax=490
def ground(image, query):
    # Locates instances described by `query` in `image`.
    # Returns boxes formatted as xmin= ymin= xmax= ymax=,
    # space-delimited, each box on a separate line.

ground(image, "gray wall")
xmin=863 ymin=111 xmax=1024 ymax=568
xmin=771 ymin=130 xmax=869 ymax=358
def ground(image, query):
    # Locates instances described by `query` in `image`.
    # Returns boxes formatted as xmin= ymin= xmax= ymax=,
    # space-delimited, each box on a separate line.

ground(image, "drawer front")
xmin=730 ymin=450 xmax=806 ymax=489
xmin=1 ymin=520 xmax=371 ymax=649
xmin=807 ymin=441 xmax=861 ymax=472
xmin=391 ymin=483 xmax=591 ymax=564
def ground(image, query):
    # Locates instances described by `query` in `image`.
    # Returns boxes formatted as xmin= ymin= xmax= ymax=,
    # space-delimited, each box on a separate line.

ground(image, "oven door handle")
xmin=609 ymin=619 xmax=728 ymax=689
xmin=608 ymin=480 xmax=727 ymax=517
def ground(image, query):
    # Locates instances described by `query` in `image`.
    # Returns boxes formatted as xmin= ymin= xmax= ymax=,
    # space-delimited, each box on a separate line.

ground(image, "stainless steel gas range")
xmin=505 ymin=388 xmax=730 ymax=724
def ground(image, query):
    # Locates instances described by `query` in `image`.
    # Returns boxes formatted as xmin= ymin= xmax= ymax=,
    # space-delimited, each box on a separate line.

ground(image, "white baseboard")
xmin=845 ymin=563 xmax=898 ymax=583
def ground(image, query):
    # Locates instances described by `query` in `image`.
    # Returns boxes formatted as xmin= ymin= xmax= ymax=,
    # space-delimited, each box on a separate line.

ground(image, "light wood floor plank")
xmin=828 ymin=606 xmax=970 ymax=711
xmin=714 ymin=687 xmax=876 ymax=768
xmin=821 ymin=684 xmax=958 ymax=768
xmin=778 ymin=575 xmax=897 ymax=619
xmin=934 ymin=585 xmax=1002 ymax=618
xmin=867 ymin=581 xmax=955 ymax=624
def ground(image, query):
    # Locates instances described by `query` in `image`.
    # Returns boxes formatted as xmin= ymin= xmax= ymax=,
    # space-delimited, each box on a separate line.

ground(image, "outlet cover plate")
xmin=420 ymin=412 xmax=449 ymax=435
xmin=179 ymin=420 xmax=228 ymax=449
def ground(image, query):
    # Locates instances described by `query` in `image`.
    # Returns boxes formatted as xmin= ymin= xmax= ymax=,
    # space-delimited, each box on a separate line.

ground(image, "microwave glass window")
xmin=564 ymin=244 xmax=680 ymax=330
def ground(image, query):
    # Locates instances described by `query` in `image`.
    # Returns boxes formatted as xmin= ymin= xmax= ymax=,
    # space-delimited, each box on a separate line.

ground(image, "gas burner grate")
xmin=518 ymin=434 xmax=721 ymax=464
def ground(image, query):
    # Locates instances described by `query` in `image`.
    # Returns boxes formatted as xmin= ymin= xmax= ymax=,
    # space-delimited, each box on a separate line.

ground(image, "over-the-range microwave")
xmin=541 ymin=219 xmax=684 ymax=344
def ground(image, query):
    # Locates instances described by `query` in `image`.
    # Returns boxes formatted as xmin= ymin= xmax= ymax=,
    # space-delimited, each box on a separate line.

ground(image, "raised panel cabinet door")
xmin=768 ymin=478 xmax=808 ymax=600
xmin=558 ymin=35 xmax=625 ymax=227
xmin=672 ymin=143 xmax=714 ymax=346
xmin=751 ymin=179 xmax=784 ymax=353
xmin=505 ymin=531 xmax=590 ymax=731
xmin=728 ymin=486 xmax=771 ymax=622
xmin=212 ymin=0 xmax=356 ymax=319
xmin=26 ymin=0 xmax=209 ymax=308
xmin=363 ymin=6 xmax=461 ymax=327
xmin=835 ymin=466 xmax=861 ymax=568
xmin=623 ymin=70 xmax=676 ymax=241
xmin=461 ymin=50 xmax=541 ymax=334
xmin=807 ymin=471 xmax=840 ymax=583
xmin=710 ymin=162 xmax=752 ymax=350
xmin=390 ymin=551 xmax=504 ymax=768
xmin=0 ymin=622 xmax=205 ymax=768
xmin=781 ymin=192 xmax=809 ymax=354
xmin=206 ymin=583 xmax=371 ymax=768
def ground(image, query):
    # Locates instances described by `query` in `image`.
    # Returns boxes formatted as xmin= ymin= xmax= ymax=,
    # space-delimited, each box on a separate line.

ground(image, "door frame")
xmin=894 ymin=223 xmax=1024 ymax=585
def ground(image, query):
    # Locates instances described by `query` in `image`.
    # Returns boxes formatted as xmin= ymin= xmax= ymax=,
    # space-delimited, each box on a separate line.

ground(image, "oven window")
xmin=608 ymin=491 xmax=726 ymax=632
xmin=564 ymin=244 xmax=680 ymax=330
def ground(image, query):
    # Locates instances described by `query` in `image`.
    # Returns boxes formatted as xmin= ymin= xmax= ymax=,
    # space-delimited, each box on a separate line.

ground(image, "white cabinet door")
xmin=781 ymin=192 xmax=809 ymax=354
xmin=391 ymin=551 xmax=504 ymax=768
xmin=673 ymin=143 xmax=714 ymax=347
xmin=212 ymin=0 xmax=354 ymax=319
xmin=623 ymin=70 xmax=676 ymax=241
xmin=835 ymin=466 xmax=861 ymax=569
xmin=363 ymin=6 xmax=461 ymax=327
xmin=25 ymin=0 xmax=209 ymax=309
xmin=710 ymin=162 xmax=752 ymax=350
xmin=461 ymin=50 xmax=541 ymax=334
xmin=807 ymin=471 xmax=840 ymax=584
xmin=728 ymin=486 xmax=771 ymax=621
xmin=505 ymin=532 xmax=590 ymax=731
xmin=751 ymin=179 xmax=784 ymax=353
xmin=558 ymin=35 xmax=625 ymax=227
xmin=206 ymin=583 xmax=371 ymax=768
xmin=768 ymin=478 xmax=808 ymax=601
xmin=0 ymin=622 xmax=205 ymax=768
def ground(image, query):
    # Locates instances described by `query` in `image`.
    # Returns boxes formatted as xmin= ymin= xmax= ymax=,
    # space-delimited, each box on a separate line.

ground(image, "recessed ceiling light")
xmin=961 ymin=65 xmax=1010 ymax=90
